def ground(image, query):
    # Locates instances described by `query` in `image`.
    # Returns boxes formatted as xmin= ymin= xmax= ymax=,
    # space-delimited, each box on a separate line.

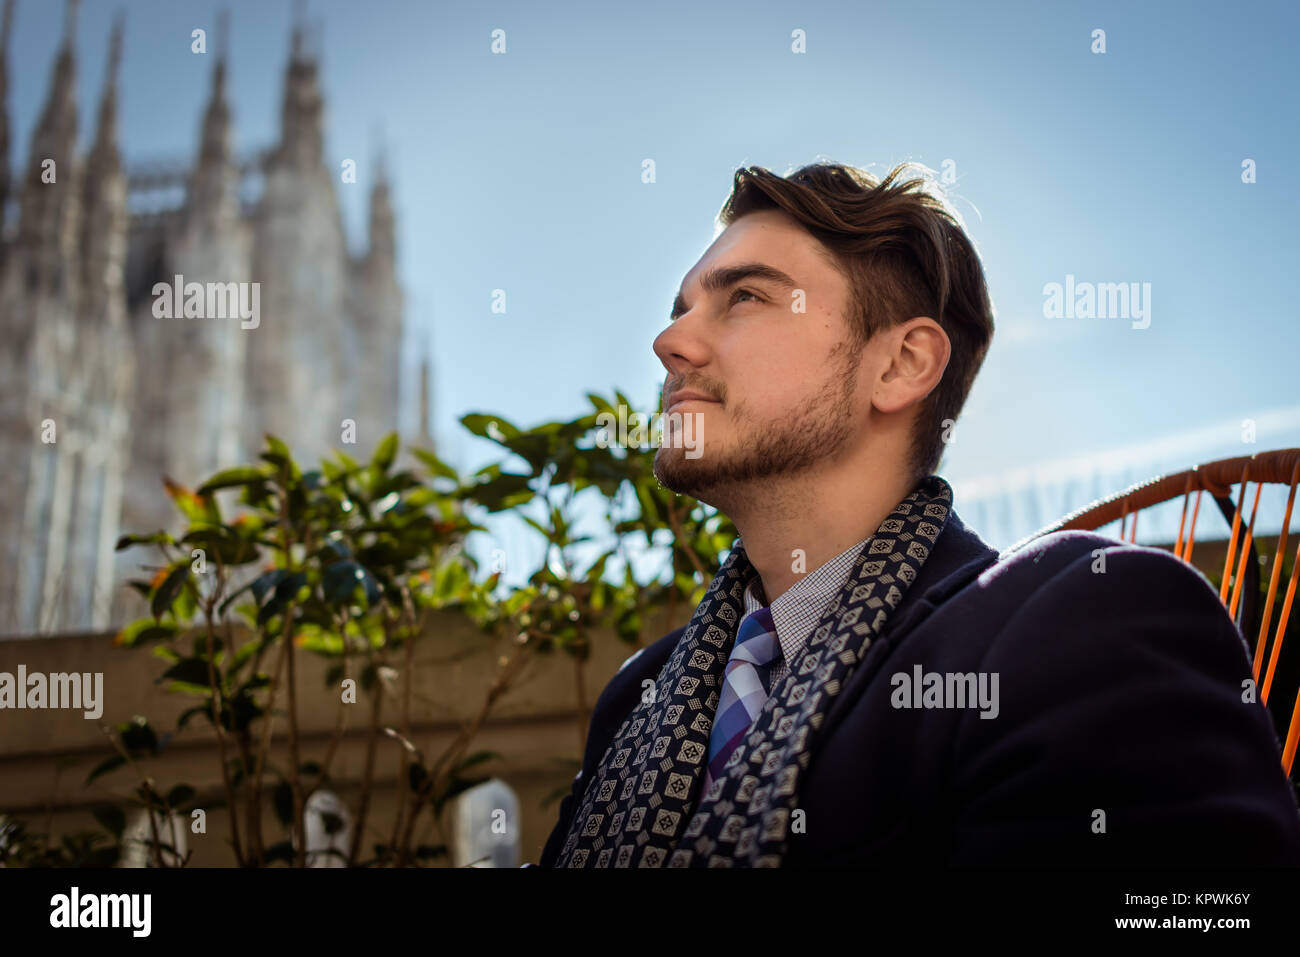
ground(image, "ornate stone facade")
xmin=0 ymin=3 xmax=420 ymax=635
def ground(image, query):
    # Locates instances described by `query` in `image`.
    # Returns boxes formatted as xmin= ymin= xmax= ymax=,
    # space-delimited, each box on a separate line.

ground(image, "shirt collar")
xmin=739 ymin=534 xmax=874 ymax=667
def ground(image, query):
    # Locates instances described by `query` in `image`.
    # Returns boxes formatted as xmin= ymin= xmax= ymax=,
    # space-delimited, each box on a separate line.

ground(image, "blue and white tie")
xmin=703 ymin=605 xmax=781 ymax=794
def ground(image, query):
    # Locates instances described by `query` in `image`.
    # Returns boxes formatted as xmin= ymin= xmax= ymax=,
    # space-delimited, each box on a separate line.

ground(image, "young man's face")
xmin=652 ymin=209 xmax=869 ymax=506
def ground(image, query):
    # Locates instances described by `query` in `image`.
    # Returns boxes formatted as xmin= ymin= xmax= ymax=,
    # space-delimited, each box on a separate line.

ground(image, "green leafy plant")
xmin=4 ymin=391 xmax=737 ymax=867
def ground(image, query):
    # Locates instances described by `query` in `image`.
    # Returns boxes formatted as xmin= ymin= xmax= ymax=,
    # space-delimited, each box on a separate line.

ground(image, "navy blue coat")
xmin=539 ymin=511 xmax=1300 ymax=865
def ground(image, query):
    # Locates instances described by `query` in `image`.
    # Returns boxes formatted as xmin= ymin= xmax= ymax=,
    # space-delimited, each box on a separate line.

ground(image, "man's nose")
xmin=652 ymin=317 xmax=708 ymax=379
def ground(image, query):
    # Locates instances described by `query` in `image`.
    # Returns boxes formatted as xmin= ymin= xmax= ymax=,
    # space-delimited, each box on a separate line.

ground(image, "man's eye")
xmin=730 ymin=288 xmax=761 ymax=306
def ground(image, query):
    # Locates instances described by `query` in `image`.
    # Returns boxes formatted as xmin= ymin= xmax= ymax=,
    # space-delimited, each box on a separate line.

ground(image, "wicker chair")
xmin=1006 ymin=449 xmax=1300 ymax=780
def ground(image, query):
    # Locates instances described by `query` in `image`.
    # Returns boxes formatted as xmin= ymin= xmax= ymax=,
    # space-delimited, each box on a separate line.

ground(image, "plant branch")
xmin=203 ymin=593 xmax=246 ymax=866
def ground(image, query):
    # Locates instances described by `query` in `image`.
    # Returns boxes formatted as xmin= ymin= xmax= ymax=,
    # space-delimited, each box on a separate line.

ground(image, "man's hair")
xmin=716 ymin=161 xmax=995 ymax=484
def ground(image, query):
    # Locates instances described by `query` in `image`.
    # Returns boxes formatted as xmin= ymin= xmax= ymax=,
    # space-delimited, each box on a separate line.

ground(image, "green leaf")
xmin=463 ymin=470 xmax=533 ymax=513
xmin=114 ymin=619 xmax=178 ymax=648
xmin=260 ymin=435 xmax=302 ymax=481
xmin=411 ymin=448 xmax=460 ymax=483
xmin=216 ymin=573 xmax=261 ymax=618
xmin=181 ymin=527 xmax=260 ymax=566
xmin=454 ymin=750 xmax=501 ymax=773
xmin=322 ymin=561 xmax=380 ymax=607
xmin=586 ymin=392 xmax=619 ymax=417
xmin=114 ymin=531 xmax=175 ymax=552
xmin=265 ymin=434 xmax=292 ymax=460
xmin=173 ymin=574 xmax=199 ymax=622
xmin=295 ymin=625 xmax=344 ymax=656
xmin=151 ymin=563 xmax=191 ymax=620
xmin=159 ymin=658 xmax=214 ymax=688
xmin=151 ymin=644 xmax=181 ymax=664
xmin=118 ymin=716 xmax=161 ymax=755
xmin=520 ymin=514 xmax=551 ymax=540
xmin=191 ymin=631 xmax=224 ymax=659
xmin=229 ymin=638 xmax=261 ymax=671
xmin=196 ymin=466 xmax=273 ymax=495
xmin=616 ymin=607 xmax=643 ymax=643
xmin=460 ymin=413 xmax=520 ymax=443
xmin=257 ymin=571 xmax=308 ymax=625
xmin=177 ymin=704 xmax=211 ymax=730
xmin=501 ymin=432 xmax=552 ymax=474
xmin=162 ymin=476 xmax=220 ymax=524
xmin=250 ymin=568 xmax=290 ymax=605
xmin=316 ymin=538 xmax=353 ymax=564
xmin=224 ymin=691 xmax=264 ymax=732
xmin=92 ymin=806 xmax=126 ymax=840
xmin=634 ymin=480 xmax=662 ymax=527
xmin=433 ymin=775 xmax=490 ymax=817
xmin=86 ymin=755 xmax=125 ymax=785
xmin=432 ymin=558 xmax=470 ymax=605
xmin=371 ymin=432 xmax=399 ymax=473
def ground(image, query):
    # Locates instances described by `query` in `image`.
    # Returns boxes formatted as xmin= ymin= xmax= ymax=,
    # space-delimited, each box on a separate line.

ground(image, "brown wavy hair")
xmin=717 ymin=161 xmax=995 ymax=483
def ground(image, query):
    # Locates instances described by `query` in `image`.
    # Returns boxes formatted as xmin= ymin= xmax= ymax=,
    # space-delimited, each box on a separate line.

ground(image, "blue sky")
xmin=7 ymin=0 xmax=1298 ymax=573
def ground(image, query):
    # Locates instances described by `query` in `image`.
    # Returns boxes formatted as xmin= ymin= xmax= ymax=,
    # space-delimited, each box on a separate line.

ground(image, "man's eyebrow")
xmin=669 ymin=262 xmax=799 ymax=320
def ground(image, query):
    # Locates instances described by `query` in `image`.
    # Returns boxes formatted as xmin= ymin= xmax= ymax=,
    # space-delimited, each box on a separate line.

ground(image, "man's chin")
xmin=653 ymin=447 xmax=711 ymax=500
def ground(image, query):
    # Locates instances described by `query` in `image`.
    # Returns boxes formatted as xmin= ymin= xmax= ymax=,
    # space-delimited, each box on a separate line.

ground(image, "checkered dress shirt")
xmin=739 ymin=534 xmax=874 ymax=688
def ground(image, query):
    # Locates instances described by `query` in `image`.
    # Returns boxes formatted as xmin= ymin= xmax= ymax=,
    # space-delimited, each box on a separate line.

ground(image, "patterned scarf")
xmin=555 ymin=475 xmax=953 ymax=867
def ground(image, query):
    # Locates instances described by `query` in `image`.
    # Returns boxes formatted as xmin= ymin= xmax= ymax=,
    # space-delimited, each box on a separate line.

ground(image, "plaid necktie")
xmin=702 ymin=605 xmax=780 ymax=794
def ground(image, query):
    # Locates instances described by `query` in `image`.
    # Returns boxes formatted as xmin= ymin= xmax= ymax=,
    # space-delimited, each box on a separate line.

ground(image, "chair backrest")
xmin=1007 ymin=448 xmax=1300 ymax=780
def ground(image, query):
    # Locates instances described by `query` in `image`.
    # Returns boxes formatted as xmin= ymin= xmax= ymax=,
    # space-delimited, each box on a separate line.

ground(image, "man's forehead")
xmin=681 ymin=213 xmax=835 ymax=291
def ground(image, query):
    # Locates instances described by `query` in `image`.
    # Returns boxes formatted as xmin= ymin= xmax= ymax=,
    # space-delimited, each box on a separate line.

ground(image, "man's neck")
xmin=729 ymin=464 xmax=917 ymax=604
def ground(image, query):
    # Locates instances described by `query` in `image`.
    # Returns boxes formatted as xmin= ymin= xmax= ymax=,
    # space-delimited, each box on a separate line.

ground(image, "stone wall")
xmin=0 ymin=604 xmax=684 ymax=867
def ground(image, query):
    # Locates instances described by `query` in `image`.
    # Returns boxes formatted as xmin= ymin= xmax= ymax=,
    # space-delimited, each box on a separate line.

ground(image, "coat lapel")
xmin=814 ymin=510 xmax=999 ymax=746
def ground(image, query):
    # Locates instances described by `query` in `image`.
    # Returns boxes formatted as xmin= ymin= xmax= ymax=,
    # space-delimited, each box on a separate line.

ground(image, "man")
xmin=539 ymin=161 xmax=1300 ymax=867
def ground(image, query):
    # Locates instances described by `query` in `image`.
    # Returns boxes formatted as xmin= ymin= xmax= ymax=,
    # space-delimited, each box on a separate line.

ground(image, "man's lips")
xmin=666 ymin=391 xmax=719 ymax=413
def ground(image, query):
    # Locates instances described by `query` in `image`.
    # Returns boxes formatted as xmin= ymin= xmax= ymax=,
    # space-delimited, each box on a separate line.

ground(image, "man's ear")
xmin=873 ymin=318 xmax=950 ymax=415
